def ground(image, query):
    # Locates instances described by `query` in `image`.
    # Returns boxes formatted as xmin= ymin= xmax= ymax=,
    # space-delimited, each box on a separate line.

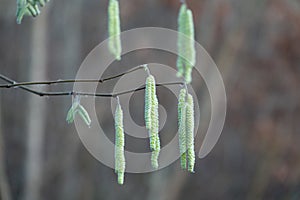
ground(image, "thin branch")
xmin=110 ymin=82 xmax=184 ymax=97
xmin=0 ymin=74 xmax=48 ymax=96
xmin=0 ymin=73 xmax=184 ymax=98
xmin=0 ymin=65 xmax=145 ymax=88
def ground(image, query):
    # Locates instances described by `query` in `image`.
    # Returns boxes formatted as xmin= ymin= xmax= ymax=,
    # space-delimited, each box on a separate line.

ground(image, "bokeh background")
xmin=1 ymin=0 xmax=300 ymax=199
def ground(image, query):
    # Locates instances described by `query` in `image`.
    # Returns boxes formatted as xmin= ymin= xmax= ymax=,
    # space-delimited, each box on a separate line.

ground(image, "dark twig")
xmin=110 ymin=82 xmax=184 ymax=97
xmin=0 ymin=65 xmax=144 ymax=88
xmin=0 ymin=71 xmax=184 ymax=98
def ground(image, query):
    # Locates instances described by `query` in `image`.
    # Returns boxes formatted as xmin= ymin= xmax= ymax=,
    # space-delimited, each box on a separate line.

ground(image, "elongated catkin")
xmin=149 ymin=76 xmax=158 ymax=151
xmin=178 ymin=89 xmax=187 ymax=169
xmin=176 ymin=3 xmax=196 ymax=83
xmin=179 ymin=103 xmax=187 ymax=170
xmin=114 ymin=101 xmax=125 ymax=184
xmin=145 ymin=75 xmax=154 ymax=130
xmin=150 ymin=96 xmax=160 ymax=169
xmin=184 ymin=9 xmax=195 ymax=83
xmin=186 ymin=94 xmax=195 ymax=172
xmin=108 ymin=0 xmax=122 ymax=60
xmin=144 ymin=74 xmax=160 ymax=169
xmin=176 ymin=4 xmax=188 ymax=77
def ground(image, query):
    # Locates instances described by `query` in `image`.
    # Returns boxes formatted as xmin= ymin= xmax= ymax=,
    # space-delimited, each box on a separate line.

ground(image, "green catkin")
xmin=149 ymin=77 xmax=157 ymax=151
xmin=186 ymin=94 xmax=195 ymax=172
xmin=117 ymin=171 xmax=124 ymax=185
xmin=184 ymin=10 xmax=195 ymax=83
xmin=108 ymin=0 xmax=122 ymax=60
xmin=179 ymin=103 xmax=187 ymax=170
xmin=16 ymin=0 xmax=31 ymax=24
xmin=66 ymin=100 xmax=91 ymax=127
xmin=37 ymin=0 xmax=46 ymax=7
xmin=145 ymin=75 xmax=154 ymax=130
xmin=176 ymin=4 xmax=187 ymax=77
xmin=16 ymin=0 xmax=49 ymax=24
xmin=185 ymin=66 xmax=193 ymax=84
xmin=178 ymin=89 xmax=187 ymax=127
xmin=178 ymin=89 xmax=187 ymax=169
xmin=77 ymin=105 xmax=92 ymax=127
xmin=27 ymin=4 xmax=37 ymax=16
xmin=150 ymin=96 xmax=160 ymax=169
xmin=150 ymin=77 xmax=158 ymax=150
xmin=66 ymin=101 xmax=80 ymax=124
xmin=151 ymin=149 xmax=160 ymax=170
xmin=184 ymin=10 xmax=195 ymax=66
xmin=176 ymin=3 xmax=196 ymax=83
xmin=144 ymin=74 xmax=160 ymax=169
xmin=34 ymin=4 xmax=40 ymax=15
xmin=114 ymin=101 xmax=125 ymax=184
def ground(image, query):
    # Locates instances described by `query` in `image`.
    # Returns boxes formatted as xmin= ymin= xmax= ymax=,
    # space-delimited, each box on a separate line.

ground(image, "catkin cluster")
xmin=176 ymin=3 xmax=196 ymax=84
xmin=66 ymin=99 xmax=91 ymax=127
xmin=178 ymin=88 xmax=187 ymax=169
xmin=114 ymin=100 xmax=125 ymax=184
xmin=108 ymin=0 xmax=122 ymax=60
xmin=178 ymin=89 xmax=195 ymax=172
xmin=145 ymin=75 xmax=160 ymax=169
xmin=16 ymin=0 xmax=50 ymax=24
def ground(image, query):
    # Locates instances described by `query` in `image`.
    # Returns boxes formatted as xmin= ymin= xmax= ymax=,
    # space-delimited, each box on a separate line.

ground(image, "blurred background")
xmin=1 ymin=0 xmax=300 ymax=199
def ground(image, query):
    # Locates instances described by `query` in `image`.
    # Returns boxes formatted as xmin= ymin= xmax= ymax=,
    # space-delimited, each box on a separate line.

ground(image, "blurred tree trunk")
xmin=0 ymin=92 xmax=12 ymax=200
xmin=53 ymin=1 xmax=83 ymax=199
xmin=23 ymin=9 xmax=49 ymax=200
